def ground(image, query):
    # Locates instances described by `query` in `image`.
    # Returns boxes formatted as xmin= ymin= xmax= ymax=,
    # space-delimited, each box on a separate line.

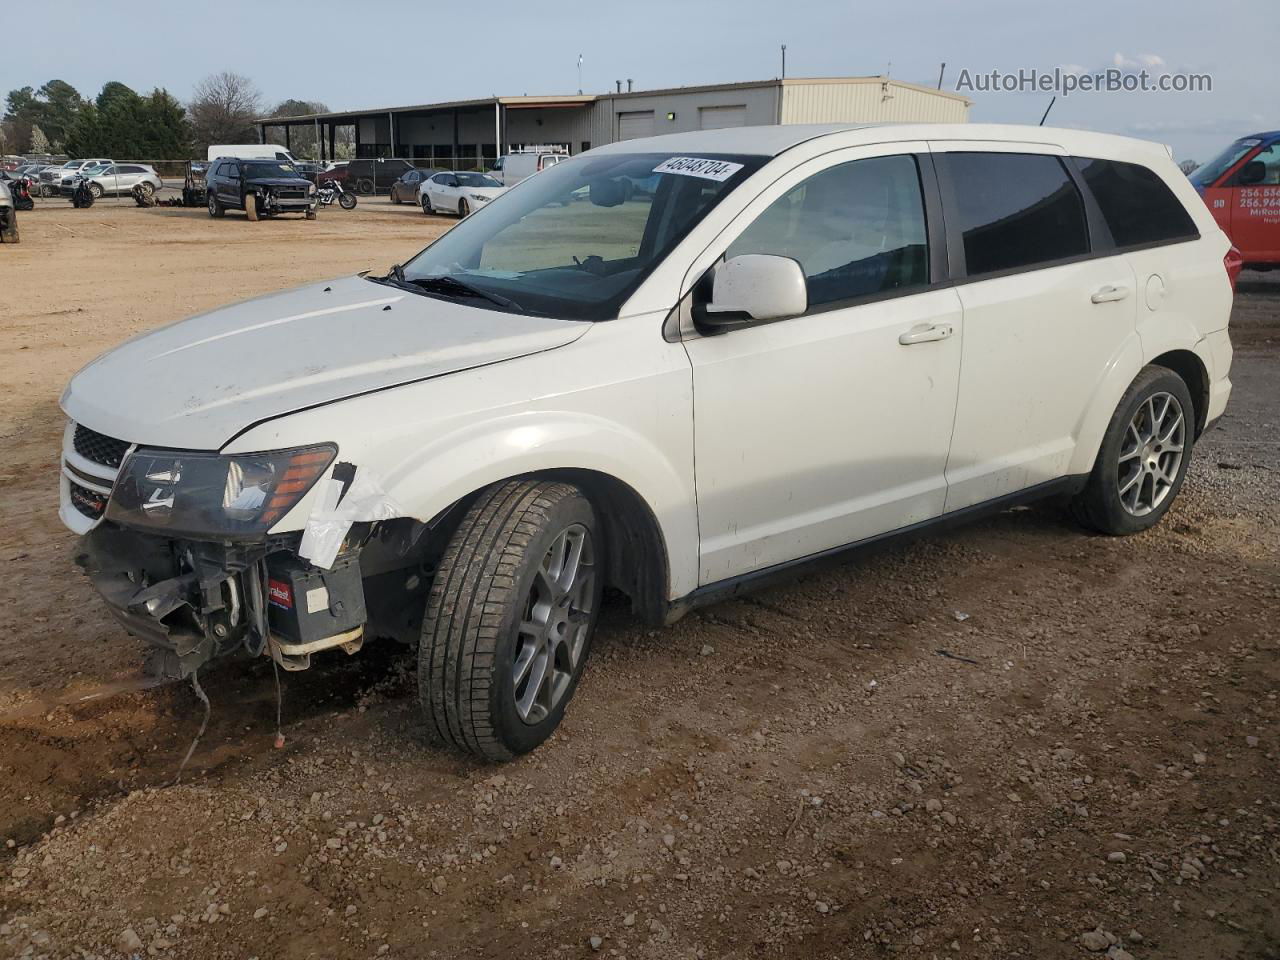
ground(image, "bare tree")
xmin=1178 ymin=158 xmax=1199 ymax=175
xmin=188 ymin=72 xmax=262 ymax=152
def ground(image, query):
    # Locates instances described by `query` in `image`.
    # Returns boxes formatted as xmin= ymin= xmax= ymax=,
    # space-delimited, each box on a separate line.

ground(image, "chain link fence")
xmin=17 ymin=154 xmax=502 ymax=206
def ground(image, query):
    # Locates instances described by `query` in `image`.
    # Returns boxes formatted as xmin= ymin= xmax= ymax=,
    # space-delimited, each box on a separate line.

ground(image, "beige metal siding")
xmin=780 ymin=80 xmax=969 ymax=125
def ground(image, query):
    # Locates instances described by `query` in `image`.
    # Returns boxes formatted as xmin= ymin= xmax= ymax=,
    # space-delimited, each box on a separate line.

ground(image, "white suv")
xmin=60 ymin=124 xmax=1236 ymax=760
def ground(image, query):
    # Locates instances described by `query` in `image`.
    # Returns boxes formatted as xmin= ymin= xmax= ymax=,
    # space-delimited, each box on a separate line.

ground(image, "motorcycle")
xmin=69 ymin=176 xmax=95 ymax=209
xmin=315 ymin=178 xmax=357 ymax=210
xmin=6 ymin=175 xmax=34 ymax=211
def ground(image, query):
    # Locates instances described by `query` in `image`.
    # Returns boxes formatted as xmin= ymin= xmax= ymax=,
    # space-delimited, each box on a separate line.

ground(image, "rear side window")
xmin=1074 ymin=157 xmax=1198 ymax=248
xmin=943 ymin=153 xmax=1089 ymax=277
xmin=727 ymin=154 xmax=929 ymax=308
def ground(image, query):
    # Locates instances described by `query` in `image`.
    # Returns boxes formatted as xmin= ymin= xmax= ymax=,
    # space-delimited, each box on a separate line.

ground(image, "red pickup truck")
xmin=1190 ymin=131 xmax=1280 ymax=270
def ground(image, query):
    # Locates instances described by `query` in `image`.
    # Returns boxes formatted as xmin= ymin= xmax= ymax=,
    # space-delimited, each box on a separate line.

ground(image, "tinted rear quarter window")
xmin=943 ymin=153 xmax=1089 ymax=277
xmin=1073 ymin=157 xmax=1199 ymax=248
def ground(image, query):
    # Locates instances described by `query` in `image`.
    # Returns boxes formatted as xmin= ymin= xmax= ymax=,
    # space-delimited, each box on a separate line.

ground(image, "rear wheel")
xmin=355 ymin=177 xmax=375 ymax=195
xmin=207 ymin=191 xmax=224 ymax=218
xmin=1071 ymin=365 xmax=1195 ymax=535
xmin=138 ymin=181 xmax=155 ymax=199
xmin=390 ymin=186 xmax=402 ymax=204
xmin=87 ymin=182 xmax=103 ymax=199
xmin=419 ymin=479 xmax=602 ymax=761
xmin=1 ymin=213 xmax=18 ymax=243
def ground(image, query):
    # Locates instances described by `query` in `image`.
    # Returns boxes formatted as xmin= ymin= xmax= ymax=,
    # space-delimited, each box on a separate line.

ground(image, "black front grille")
xmin=73 ymin=424 xmax=130 ymax=469
xmin=69 ymin=480 xmax=108 ymax=519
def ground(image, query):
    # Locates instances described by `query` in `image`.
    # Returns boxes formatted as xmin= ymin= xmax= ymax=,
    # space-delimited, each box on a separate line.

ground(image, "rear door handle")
xmin=1091 ymin=284 xmax=1131 ymax=304
xmin=898 ymin=323 xmax=954 ymax=345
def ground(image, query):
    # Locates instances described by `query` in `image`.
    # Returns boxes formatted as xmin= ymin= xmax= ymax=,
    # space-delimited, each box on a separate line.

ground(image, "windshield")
xmin=456 ymin=172 xmax=502 ymax=188
xmin=1189 ymin=138 xmax=1264 ymax=187
xmin=244 ymin=161 xmax=300 ymax=179
xmin=397 ymin=152 xmax=764 ymax=320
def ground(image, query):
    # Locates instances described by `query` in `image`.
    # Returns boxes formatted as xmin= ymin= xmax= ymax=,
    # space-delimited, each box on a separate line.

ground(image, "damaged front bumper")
xmin=77 ymin=523 xmax=367 ymax=680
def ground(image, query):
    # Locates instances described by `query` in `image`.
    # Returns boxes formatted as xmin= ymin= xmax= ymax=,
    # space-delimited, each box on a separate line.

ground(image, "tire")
xmin=305 ymin=207 xmax=317 ymax=220
xmin=245 ymin=192 xmax=259 ymax=222
xmin=138 ymin=181 xmax=155 ymax=199
xmin=208 ymin=191 xmax=224 ymax=218
xmin=422 ymin=196 xmax=433 ymax=215
xmin=1071 ymin=365 xmax=1195 ymax=535
xmin=419 ymin=479 xmax=602 ymax=761
xmin=355 ymin=177 xmax=375 ymax=196
xmin=457 ymin=198 xmax=469 ymax=218
xmin=390 ymin=187 xmax=402 ymax=204
xmin=1 ymin=214 xmax=17 ymax=243
xmin=339 ymin=193 xmax=357 ymax=210
xmin=87 ymin=182 xmax=103 ymax=199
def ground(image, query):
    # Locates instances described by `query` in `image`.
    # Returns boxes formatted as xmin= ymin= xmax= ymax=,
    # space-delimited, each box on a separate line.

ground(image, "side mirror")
xmin=702 ymin=254 xmax=807 ymax=327
xmin=1238 ymin=160 xmax=1266 ymax=185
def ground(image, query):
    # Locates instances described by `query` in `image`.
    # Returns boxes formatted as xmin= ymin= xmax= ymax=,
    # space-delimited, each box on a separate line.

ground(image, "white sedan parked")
xmin=419 ymin=171 xmax=506 ymax=217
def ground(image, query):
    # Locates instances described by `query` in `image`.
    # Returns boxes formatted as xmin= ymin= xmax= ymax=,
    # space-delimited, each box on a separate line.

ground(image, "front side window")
xmin=1236 ymin=142 xmax=1280 ymax=185
xmin=726 ymin=154 xmax=929 ymax=308
xmin=1074 ymin=157 xmax=1198 ymax=248
xmin=944 ymin=152 xmax=1089 ymax=277
xmin=399 ymin=152 xmax=764 ymax=320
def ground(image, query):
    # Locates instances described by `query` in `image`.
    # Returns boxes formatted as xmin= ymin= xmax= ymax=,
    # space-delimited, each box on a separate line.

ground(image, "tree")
xmin=3 ymin=80 xmax=83 ymax=152
xmin=265 ymin=99 xmax=330 ymax=159
xmin=64 ymin=83 xmax=192 ymax=160
xmin=29 ymin=124 xmax=50 ymax=154
xmin=1178 ymin=159 xmax=1199 ymax=175
xmin=188 ymin=72 xmax=261 ymax=154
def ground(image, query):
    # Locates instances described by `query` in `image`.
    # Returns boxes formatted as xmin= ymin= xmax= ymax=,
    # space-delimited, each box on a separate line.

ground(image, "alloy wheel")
xmin=511 ymin=524 xmax=595 ymax=725
xmin=1117 ymin=391 xmax=1185 ymax=517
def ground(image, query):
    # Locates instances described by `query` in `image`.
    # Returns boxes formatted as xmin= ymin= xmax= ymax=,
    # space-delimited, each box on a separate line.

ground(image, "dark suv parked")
xmin=345 ymin=158 xmax=416 ymax=195
xmin=206 ymin=158 xmax=316 ymax=221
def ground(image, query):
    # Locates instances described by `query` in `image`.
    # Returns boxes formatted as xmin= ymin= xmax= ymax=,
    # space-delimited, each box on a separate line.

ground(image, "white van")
xmin=61 ymin=123 xmax=1235 ymax=761
xmin=489 ymin=148 xmax=569 ymax=186
xmin=207 ymin=144 xmax=301 ymax=166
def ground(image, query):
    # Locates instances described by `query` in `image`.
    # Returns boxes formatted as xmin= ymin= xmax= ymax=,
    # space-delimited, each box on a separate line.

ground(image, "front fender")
xmin=379 ymin=409 xmax=698 ymax=598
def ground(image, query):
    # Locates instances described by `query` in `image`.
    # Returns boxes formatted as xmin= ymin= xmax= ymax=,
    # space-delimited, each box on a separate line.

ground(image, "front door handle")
xmin=1091 ymin=283 xmax=1131 ymax=304
xmin=898 ymin=323 xmax=954 ymax=345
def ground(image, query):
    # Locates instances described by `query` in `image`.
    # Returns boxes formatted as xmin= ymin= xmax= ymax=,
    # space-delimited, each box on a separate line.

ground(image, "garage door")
xmin=617 ymin=111 xmax=655 ymax=140
xmin=698 ymin=105 xmax=747 ymax=130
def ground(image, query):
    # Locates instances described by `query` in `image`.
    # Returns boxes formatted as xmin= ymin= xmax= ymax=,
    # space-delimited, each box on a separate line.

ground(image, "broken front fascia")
xmin=77 ymin=524 xmax=270 ymax=680
xmin=77 ymin=464 xmax=413 ymax=679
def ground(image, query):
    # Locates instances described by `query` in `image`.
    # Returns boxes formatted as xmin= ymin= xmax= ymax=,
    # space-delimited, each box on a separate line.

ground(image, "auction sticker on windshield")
xmin=653 ymin=157 xmax=745 ymax=181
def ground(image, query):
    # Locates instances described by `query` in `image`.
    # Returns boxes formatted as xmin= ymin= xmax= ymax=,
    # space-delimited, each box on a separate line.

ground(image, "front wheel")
xmin=339 ymin=193 xmax=357 ymax=210
xmin=419 ymin=479 xmax=602 ymax=761
xmin=457 ymin=198 xmax=469 ymax=218
xmin=1071 ymin=365 xmax=1195 ymax=535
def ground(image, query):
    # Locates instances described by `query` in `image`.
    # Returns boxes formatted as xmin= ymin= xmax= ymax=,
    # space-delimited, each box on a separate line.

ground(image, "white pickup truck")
xmin=60 ymin=123 xmax=1234 ymax=760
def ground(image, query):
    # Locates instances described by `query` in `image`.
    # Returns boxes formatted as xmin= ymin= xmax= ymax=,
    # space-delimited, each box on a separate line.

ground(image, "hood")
xmin=244 ymin=176 xmax=310 ymax=188
xmin=62 ymin=275 xmax=590 ymax=450
xmin=466 ymin=187 xmax=505 ymax=200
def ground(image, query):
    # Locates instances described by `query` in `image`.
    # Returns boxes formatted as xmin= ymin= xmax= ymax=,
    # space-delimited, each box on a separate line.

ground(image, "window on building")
xmin=943 ymin=153 xmax=1090 ymax=277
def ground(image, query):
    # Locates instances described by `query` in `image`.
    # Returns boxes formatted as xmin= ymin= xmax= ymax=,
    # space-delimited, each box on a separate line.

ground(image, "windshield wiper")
xmin=371 ymin=266 xmax=533 ymax=314
xmin=413 ymin=275 xmax=529 ymax=314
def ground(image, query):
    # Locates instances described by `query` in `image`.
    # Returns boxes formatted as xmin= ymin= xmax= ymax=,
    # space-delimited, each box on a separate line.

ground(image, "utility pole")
xmin=780 ymin=44 xmax=787 ymax=79
xmin=936 ymin=61 xmax=946 ymax=89
xmin=577 ymin=54 xmax=583 ymax=95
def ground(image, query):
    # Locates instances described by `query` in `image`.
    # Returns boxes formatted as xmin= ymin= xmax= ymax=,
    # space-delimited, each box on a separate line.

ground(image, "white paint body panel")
xmin=60 ymin=123 xmax=1235 ymax=604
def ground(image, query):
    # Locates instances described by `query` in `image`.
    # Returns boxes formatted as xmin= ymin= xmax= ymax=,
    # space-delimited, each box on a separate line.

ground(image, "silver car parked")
xmin=63 ymin=163 xmax=163 ymax=198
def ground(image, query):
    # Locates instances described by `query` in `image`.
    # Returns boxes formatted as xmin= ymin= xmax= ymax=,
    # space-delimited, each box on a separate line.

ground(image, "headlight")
xmin=469 ymin=194 xmax=490 ymax=203
xmin=107 ymin=445 xmax=336 ymax=539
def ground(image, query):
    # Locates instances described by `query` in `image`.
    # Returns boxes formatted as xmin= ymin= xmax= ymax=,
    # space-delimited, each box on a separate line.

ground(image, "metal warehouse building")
xmin=258 ymin=76 xmax=970 ymax=167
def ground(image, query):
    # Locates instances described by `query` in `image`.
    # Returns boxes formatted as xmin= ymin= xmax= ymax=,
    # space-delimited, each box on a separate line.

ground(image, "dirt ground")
xmin=0 ymin=201 xmax=1277 ymax=960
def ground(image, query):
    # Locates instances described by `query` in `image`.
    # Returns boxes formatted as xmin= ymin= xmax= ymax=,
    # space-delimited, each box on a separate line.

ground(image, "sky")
xmin=7 ymin=0 xmax=1275 ymax=164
